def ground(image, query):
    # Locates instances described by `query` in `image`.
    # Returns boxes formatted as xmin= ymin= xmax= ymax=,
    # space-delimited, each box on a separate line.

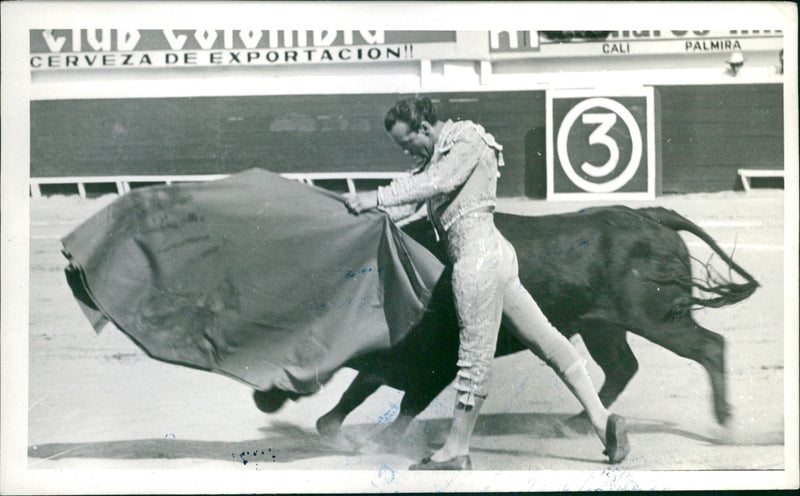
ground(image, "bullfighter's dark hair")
xmin=384 ymin=97 xmax=438 ymax=133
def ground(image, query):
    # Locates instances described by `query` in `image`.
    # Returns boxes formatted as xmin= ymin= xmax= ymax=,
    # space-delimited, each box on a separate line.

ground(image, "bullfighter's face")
xmin=388 ymin=120 xmax=435 ymax=167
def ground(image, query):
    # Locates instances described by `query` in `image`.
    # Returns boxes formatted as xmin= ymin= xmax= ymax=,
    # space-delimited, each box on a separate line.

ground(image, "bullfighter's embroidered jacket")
xmin=377 ymin=120 xmax=504 ymax=235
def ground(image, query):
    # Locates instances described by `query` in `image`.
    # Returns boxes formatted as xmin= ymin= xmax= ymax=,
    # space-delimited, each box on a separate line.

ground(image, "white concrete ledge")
xmin=737 ymin=168 xmax=785 ymax=192
xmin=29 ymin=171 xmax=407 ymax=198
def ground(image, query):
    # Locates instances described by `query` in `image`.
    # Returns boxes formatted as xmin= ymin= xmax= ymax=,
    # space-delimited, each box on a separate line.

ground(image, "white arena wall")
xmin=27 ymin=29 xmax=787 ymax=197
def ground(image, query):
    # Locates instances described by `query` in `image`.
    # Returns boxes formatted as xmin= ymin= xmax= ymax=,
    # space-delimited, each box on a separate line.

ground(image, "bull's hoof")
xmin=563 ymin=411 xmax=594 ymax=435
xmin=715 ymin=403 xmax=733 ymax=426
xmin=316 ymin=414 xmax=343 ymax=438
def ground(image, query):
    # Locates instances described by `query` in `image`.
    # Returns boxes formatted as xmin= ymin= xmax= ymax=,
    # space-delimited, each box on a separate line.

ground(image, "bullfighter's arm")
xmin=380 ymin=202 xmax=428 ymax=227
xmin=376 ymin=127 xmax=483 ymax=208
xmin=379 ymin=202 xmax=425 ymax=224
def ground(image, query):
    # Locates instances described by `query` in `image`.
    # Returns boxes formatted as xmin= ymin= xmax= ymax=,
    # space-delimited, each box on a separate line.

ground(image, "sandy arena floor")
xmin=13 ymin=188 xmax=795 ymax=491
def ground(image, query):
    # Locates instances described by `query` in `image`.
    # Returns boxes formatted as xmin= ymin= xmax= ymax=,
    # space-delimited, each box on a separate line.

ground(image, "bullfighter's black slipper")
xmin=603 ymin=414 xmax=630 ymax=464
xmin=409 ymin=454 xmax=472 ymax=470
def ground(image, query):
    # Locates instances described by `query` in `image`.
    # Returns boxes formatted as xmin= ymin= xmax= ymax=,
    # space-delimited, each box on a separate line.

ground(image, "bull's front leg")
xmin=316 ymin=371 xmax=384 ymax=438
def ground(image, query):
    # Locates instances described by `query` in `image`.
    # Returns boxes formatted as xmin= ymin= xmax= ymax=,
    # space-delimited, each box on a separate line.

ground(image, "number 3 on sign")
xmin=556 ymin=97 xmax=643 ymax=193
xmin=581 ymin=113 xmax=618 ymax=178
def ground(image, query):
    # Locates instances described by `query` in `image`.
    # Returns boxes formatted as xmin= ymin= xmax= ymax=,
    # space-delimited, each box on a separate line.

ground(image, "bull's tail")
xmin=636 ymin=207 xmax=759 ymax=313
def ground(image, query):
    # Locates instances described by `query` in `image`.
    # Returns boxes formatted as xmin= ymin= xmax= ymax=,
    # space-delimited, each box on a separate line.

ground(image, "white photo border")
xmin=2 ymin=2 xmax=798 ymax=493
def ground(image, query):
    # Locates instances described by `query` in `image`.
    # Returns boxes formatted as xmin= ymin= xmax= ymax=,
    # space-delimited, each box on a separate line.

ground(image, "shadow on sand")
xmin=28 ymin=411 xmax=783 ymax=465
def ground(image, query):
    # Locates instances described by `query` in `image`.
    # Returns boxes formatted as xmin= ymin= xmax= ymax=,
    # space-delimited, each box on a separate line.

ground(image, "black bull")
xmin=254 ymin=206 xmax=758 ymax=441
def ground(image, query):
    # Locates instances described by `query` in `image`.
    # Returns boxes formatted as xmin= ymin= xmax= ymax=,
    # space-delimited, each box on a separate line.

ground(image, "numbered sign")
xmin=546 ymin=88 xmax=659 ymax=200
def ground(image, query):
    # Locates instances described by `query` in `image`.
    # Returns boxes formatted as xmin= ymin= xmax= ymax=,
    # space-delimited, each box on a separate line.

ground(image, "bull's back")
xmin=494 ymin=207 xmax=691 ymax=330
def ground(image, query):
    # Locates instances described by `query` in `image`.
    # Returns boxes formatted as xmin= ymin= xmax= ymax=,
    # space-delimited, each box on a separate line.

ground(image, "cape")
xmin=61 ymin=168 xmax=444 ymax=393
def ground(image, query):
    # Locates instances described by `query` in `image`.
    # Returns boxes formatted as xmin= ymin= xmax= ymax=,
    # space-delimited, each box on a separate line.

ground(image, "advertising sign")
xmin=546 ymin=87 xmax=659 ymax=200
xmin=28 ymin=30 xmax=484 ymax=70
xmin=490 ymin=30 xmax=783 ymax=58
xmin=29 ymin=29 xmax=784 ymax=71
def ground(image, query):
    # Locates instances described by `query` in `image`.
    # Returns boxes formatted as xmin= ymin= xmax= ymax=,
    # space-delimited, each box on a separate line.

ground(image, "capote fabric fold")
xmin=62 ymin=168 xmax=444 ymax=393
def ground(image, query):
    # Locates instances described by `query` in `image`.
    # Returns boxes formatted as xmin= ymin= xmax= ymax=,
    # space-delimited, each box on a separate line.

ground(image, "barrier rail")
xmin=29 ymin=172 xmax=409 ymax=198
xmin=737 ymin=169 xmax=784 ymax=192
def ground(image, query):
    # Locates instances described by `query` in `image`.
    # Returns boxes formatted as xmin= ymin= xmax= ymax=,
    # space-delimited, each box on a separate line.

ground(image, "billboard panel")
xmin=28 ymin=30 xmax=486 ymax=70
xmin=489 ymin=30 xmax=782 ymax=58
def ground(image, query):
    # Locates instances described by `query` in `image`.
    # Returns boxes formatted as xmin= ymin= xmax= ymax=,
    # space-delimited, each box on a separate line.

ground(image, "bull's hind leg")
xmin=620 ymin=247 xmax=731 ymax=425
xmin=316 ymin=372 xmax=384 ymax=438
xmin=635 ymin=317 xmax=731 ymax=425
xmin=580 ymin=326 xmax=639 ymax=409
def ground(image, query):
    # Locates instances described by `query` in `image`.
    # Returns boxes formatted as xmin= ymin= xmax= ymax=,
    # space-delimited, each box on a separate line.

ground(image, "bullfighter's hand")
xmin=344 ymin=191 xmax=379 ymax=214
